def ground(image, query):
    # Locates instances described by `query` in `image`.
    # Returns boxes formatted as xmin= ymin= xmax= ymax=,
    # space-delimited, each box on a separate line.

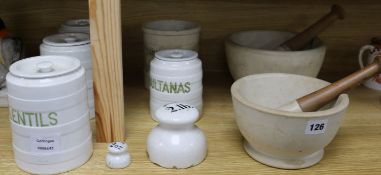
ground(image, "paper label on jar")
xmin=30 ymin=134 xmax=61 ymax=153
xmin=305 ymin=119 xmax=328 ymax=135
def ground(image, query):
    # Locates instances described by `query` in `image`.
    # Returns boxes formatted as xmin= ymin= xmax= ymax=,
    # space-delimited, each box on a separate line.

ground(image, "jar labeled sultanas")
xmin=149 ymin=49 xmax=203 ymax=120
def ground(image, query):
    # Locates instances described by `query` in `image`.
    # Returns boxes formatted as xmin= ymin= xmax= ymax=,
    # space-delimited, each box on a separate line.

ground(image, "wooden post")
xmin=88 ymin=0 xmax=125 ymax=142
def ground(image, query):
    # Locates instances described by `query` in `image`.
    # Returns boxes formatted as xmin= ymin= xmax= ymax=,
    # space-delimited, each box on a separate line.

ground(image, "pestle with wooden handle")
xmin=278 ymin=4 xmax=345 ymax=51
xmin=279 ymin=56 xmax=381 ymax=112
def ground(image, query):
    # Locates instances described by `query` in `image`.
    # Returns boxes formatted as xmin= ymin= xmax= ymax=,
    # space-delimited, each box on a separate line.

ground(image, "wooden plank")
xmin=1 ymin=77 xmax=381 ymax=174
xmin=89 ymin=0 xmax=125 ymax=142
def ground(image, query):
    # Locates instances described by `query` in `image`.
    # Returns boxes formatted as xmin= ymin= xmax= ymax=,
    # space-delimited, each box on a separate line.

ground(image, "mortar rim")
xmin=225 ymin=30 xmax=326 ymax=54
xmin=231 ymin=73 xmax=349 ymax=118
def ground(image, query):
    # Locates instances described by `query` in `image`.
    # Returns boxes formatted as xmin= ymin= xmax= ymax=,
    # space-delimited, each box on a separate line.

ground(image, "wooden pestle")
xmin=279 ymin=56 xmax=381 ymax=112
xmin=278 ymin=4 xmax=345 ymax=51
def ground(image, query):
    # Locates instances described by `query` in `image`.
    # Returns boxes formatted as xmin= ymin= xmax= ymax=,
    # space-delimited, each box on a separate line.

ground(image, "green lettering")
xmin=48 ymin=112 xmax=58 ymax=126
xmin=34 ymin=113 xmax=39 ymax=127
xmin=177 ymin=83 xmax=185 ymax=93
xmin=151 ymin=78 xmax=156 ymax=89
xmin=20 ymin=111 xmax=33 ymax=127
xmin=184 ymin=82 xmax=191 ymax=93
xmin=169 ymin=82 xmax=177 ymax=93
xmin=39 ymin=113 xmax=49 ymax=127
xmin=157 ymin=80 xmax=163 ymax=91
xmin=11 ymin=108 xmax=19 ymax=124
xmin=162 ymin=82 xmax=169 ymax=93
xmin=17 ymin=111 xmax=26 ymax=126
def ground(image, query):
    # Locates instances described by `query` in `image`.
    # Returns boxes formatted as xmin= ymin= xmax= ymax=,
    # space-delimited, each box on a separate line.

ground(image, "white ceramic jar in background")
xmin=143 ymin=20 xmax=201 ymax=88
xmin=40 ymin=33 xmax=95 ymax=119
xmin=7 ymin=55 xmax=93 ymax=174
xmin=59 ymin=19 xmax=90 ymax=34
xmin=358 ymin=45 xmax=381 ymax=91
xmin=150 ymin=49 xmax=203 ymax=120
xmin=147 ymin=103 xmax=207 ymax=169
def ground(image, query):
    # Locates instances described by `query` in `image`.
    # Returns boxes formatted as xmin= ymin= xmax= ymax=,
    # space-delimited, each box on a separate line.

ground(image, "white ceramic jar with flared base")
xmin=106 ymin=142 xmax=131 ymax=169
xmin=147 ymin=103 xmax=207 ymax=169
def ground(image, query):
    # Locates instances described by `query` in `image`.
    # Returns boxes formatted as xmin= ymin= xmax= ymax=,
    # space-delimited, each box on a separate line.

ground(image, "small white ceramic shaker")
xmin=147 ymin=103 xmax=207 ymax=169
xmin=106 ymin=141 xmax=131 ymax=169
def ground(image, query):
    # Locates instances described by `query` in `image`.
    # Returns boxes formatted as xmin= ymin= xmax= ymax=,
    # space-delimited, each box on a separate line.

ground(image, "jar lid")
xmin=155 ymin=49 xmax=198 ymax=62
xmin=155 ymin=103 xmax=199 ymax=125
xmin=9 ymin=55 xmax=81 ymax=79
xmin=43 ymin=33 xmax=90 ymax=47
xmin=142 ymin=20 xmax=201 ymax=36
xmin=62 ymin=19 xmax=89 ymax=28
xmin=108 ymin=141 xmax=128 ymax=154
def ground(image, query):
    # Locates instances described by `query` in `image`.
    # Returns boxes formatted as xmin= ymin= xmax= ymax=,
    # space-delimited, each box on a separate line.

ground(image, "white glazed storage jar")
xmin=143 ymin=20 xmax=201 ymax=89
xmin=7 ymin=55 xmax=93 ymax=174
xmin=40 ymin=33 xmax=95 ymax=119
xmin=150 ymin=49 xmax=203 ymax=120
xmin=59 ymin=19 xmax=90 ymax=34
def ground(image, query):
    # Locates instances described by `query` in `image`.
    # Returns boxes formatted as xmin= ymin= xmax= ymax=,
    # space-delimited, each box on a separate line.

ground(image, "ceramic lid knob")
xmin=36 ymin=61 xmax=54 ymax=73
xmin=9 ymin=55 xmax=81 ymax=79
xmin=63 ymin=36 xmax=77 ymax=43
xmin=155 ymin=103 xmax=199 ymax=127
xmin=106 ymin=142 xmax=131 ymax=169
xmin=154 ymin=49 xmax=198 ymax=62
xmin=42 ymin=33 xmax=90 ymax=47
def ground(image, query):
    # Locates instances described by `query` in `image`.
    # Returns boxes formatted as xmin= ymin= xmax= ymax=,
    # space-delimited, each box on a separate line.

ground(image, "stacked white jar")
xmin=40 ymin=33 xmax=95 ymax=119
xmin=150 ymin=49 xmax=203 ymax=120
xmin=59 ymin=19 xmax=90 ymax=34
xmin=7 ymin=55 xmax=92 ymax=174
xmin=142 ymin=20 xmax=201 ymax=89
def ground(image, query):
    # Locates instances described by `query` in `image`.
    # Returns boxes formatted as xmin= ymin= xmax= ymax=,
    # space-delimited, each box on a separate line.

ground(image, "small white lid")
xmin=63 ymin=19 xmax=89 ymax=28
xmin=155 ymin=103 xmax=199 ymax=125
xmin=108 ymin=142 xmax=128 ymax=154
xmin=43 ymin=33 xmax=90 ymax=47
xmin=155 ymin=49 xmax=198 ymax=62
xmin=9 ymin=55 xmax=81 ymax=79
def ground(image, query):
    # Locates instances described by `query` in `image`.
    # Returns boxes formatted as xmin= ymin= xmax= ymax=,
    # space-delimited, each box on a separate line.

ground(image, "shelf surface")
xmin=1 ymin=76 xmax=381 ymax=174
